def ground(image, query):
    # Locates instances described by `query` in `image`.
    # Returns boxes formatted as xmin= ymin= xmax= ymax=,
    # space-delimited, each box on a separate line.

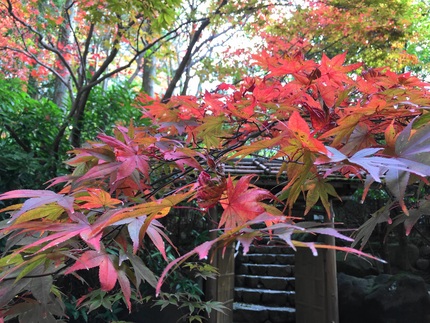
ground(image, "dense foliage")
xmin=1 ymin=32 xmax=429 ymax=321
xmin=0 ymin=79 xmax=143 ymax=193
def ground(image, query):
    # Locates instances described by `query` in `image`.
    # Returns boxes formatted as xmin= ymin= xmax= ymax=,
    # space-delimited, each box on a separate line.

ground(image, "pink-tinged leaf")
xmin=315 ymin=146 xmax=347 ymax=165
xmin=262 ymin=220 xmax=307 ymax=250
xmin=75 ymin=147 xmax=116 ymax=162
xmin=135 ymin=155 xmax=150 ymax=179
xmin=308 ymin=228 xmax=353 ymax=242
xmin=396 ymin=158 xmax=430 ymax=177
xmin=350 ymin=147 xmax=382 ymax=159
xmin=116 ymin=217 xmax=145 ymax=254
xmin=347 ymin=148 xmax=413 ymax=182
xmin=91 ymin=192 xmax=192 ymax=236
xmin=99 ymin=255 xmax=118 ymax=291
xmin=46 ymin=175 xmax=74 ymax=188
xmin=194 ymin=241 xmax=215 ymax=259
xmin=0 ymin=190 xmax=57 ymax=200
xmin=164 ymin=149 xmax=203 ymax=171
xmin=98 ymin=134 xmax=134 ymax=154
xmin=156 ymin=239 xmax=219 ymax=296
xmin=116 ymin=156 xmax=139 ymax=181
xmin=384 ymin=169 xmax=410 ymax=215
xmin=65 ymin=251 xmax=104 ymax=273
xmin=117 ymin=269 xmax=131 ymax=311
xmin=115 ymin=215 xmax=172 ymax=258
xmin=145 ymin=221 xmax=172 ymax=260
xmin=0 ymin=190 xmax=74 ymax=221
xmin=65 ymin=251 xmax=118 ymax=292
xmin=293 ymin=241 xmax=386 ymax=263
xmin=79 ymin=228 xmax=102 ymax=252
xmin=237 ymin=231 xmax=255 ymax=254
xmin=77 ymin=162 xmax=121 ymax=183
xmin=5 ymin=213 xmax=102 ymax=253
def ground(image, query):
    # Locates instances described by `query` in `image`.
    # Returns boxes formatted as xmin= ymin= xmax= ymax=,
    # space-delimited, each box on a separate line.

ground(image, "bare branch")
xmin=3 ymin=124 xmax=31 ymax=153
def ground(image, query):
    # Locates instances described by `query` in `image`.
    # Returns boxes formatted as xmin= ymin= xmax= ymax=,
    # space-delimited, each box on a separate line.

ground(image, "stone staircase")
xmin=233 ymin=242 xmax=296 ymax=323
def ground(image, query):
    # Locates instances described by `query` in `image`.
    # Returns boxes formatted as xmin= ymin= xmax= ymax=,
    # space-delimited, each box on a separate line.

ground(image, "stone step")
xmin=248 ymin=244 xmax=296 ymax=254
xmin=235 ymin=274 xmax=295 ymax=291
xmin=236 ymin=263 xmax=295 ymax=277
xmin=236 ymin=253 xmax=295 ymax=265
xmin=234 ymin=287 xmax=295 ymax=307
xmin=233 ymin=302 xmax=296 ymax=323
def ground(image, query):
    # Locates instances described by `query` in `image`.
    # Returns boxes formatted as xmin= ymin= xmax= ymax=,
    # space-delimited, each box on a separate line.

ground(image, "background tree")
xmin=0 ymin=0 xmax=288 ymax=188
xmin=215 ymin=0 xmax=430 ymax=82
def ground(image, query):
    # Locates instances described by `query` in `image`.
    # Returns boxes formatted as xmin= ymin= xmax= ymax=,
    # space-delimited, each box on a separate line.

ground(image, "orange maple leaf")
xmin=219 ymin=175 xmax=275 ymax=229
xmin=287 ymin=111 xmax=327 ymax=154
xmin=77 ymin=188 xmax=122 ymax=209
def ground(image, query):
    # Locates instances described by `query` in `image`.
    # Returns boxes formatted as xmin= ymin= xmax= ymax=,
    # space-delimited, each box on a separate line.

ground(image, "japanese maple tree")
xmin=220 ymin=0 xmax=430 ymax=85
xmin=1 ymin=33 xmax=430 ymax=322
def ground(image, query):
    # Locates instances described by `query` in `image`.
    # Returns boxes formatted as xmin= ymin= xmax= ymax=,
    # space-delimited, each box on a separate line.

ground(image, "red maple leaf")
xmin=285 ymin=111 xmax=327 ymax=154
xmin=195 ymin=171 xmax=226 ymax=208
xmin=65 ymin=250 xmax=117 ymax=291
xmin=219 ymin=175 xmax=275 ymax=229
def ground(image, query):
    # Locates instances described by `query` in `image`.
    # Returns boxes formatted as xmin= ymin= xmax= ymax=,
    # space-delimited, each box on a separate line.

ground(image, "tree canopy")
xmin=1 ymin=0 xmax=430 ymax=321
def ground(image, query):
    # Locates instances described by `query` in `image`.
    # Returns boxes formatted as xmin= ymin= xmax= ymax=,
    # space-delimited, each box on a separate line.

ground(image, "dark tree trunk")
xmin=142 ymin=55 xmax=156 ymax=96
xmin=70 ymin=89 xmax=91 ymax=148
xmin=162 ymin=18 xmax=211 ymax=102
xmin=53 ymin=0 xmax=75 ymax=110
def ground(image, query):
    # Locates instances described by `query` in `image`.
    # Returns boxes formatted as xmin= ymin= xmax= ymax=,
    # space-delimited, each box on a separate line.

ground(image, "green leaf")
xmin=15 ymin=255 xmax=46 ymax=282
xmin=195 ymin=116 xmax=226 ymax=148
xmin=352 ymin=202 xmax=394 ymax=249
xmin=0 ymin=253 xmax=23 ymax=268
xmin=303 ymin=178 xmax=340 ymax=215
xmin=127 ymin=252 xmax=158 ymax=288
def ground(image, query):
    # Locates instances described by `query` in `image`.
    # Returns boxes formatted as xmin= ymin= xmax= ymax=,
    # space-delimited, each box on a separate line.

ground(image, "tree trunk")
xmin=142 ymin=55 xmax=156 ymax=96
xmin=70 ymin=89 xmax=91 ymax=148
xmin=180 ymin=64 xmax=191 ymax=95
xmin=53 ymin=0 xmax=75 ymax=110
xmin=162 ymin=18 xmax=210 ymax=102
xmin=27 ymin=72 xmax=39 ymax=99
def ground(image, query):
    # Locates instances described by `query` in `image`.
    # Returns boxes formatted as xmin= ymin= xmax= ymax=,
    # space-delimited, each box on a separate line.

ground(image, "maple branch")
xmin=65 ymin=3 xmax=82 ymax=61
xmin=1 ymin=264 xmax=68 ymax=281
xmin=82 ymin=23 xmax=188 ymax=89
xmin=81 ymin=24 xmax=95 ymax=85
xmin=3 ymin=124 xmax=31 ymax=153
xmin=191 ymin=23 xmax=236 ymax=58
xmin=0 ymin=46 xmax=73 ymax=99
xmin=162 ymin=0 xmax=230 ymax=102
xmin=305 ymin=34 xmax=350 ymax=59
xmin=5 ymin=0 xmax=78 ymax=89
xmin=162 ymin=18 xmax=211 ymax=102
